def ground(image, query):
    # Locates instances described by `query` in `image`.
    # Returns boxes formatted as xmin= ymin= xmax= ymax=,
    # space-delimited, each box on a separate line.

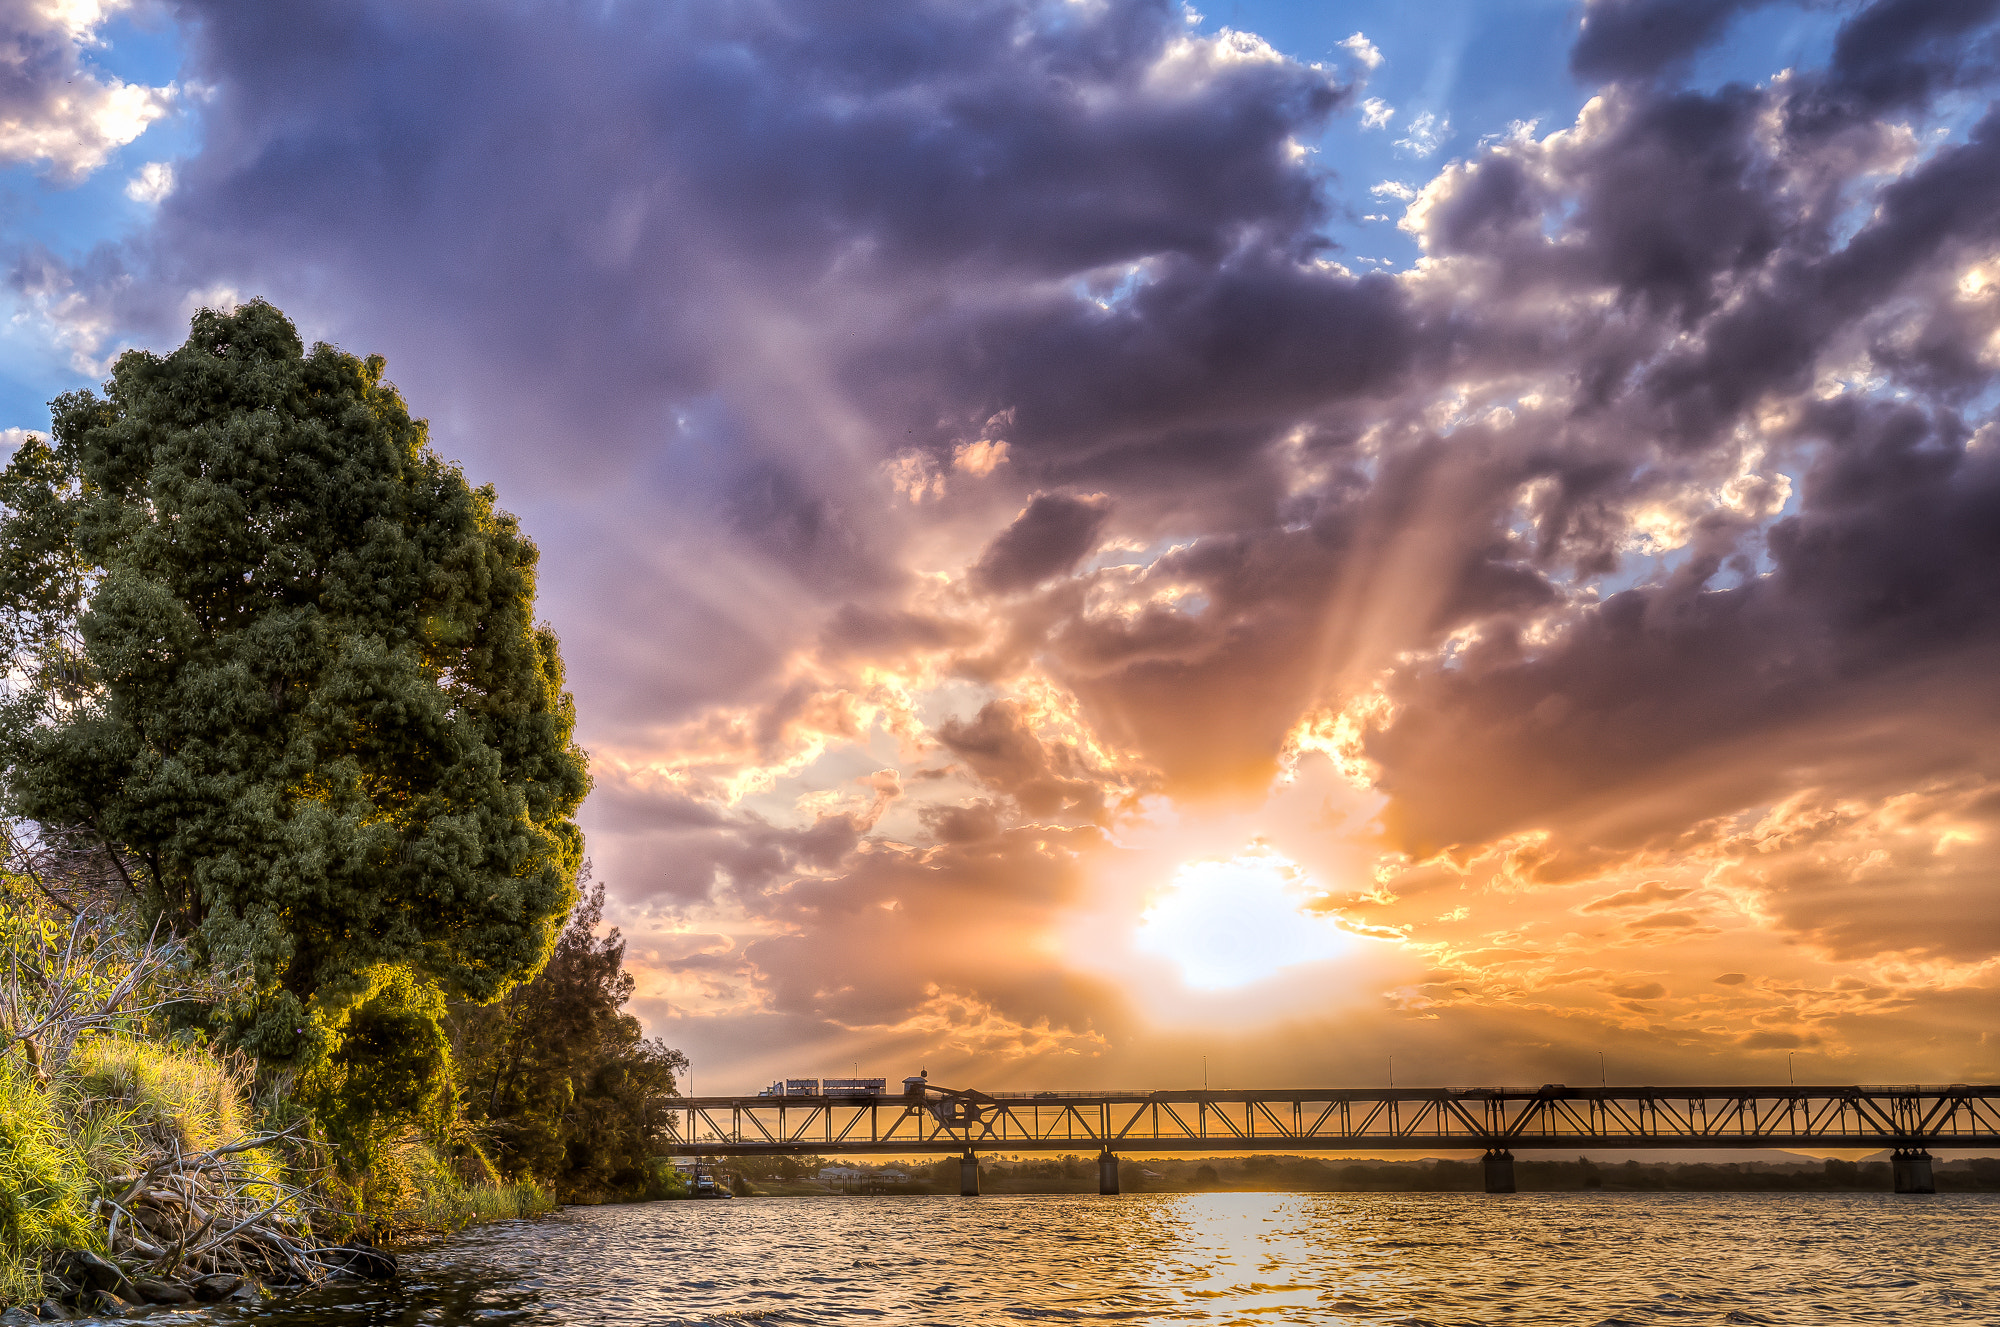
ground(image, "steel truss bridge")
xmin=668 ymin=1083 xmax=1999 ymax=1194
xmin=669 ymin=1083 xmax=2000 ymax=1156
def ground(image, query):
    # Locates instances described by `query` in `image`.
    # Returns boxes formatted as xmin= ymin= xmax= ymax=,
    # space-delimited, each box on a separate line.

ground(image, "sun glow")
xmin=1135 ymin=847 xmax=1349 ymax=990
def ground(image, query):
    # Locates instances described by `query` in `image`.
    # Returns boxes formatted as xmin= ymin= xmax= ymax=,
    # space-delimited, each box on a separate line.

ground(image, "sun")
xmin=1134 ymin=846 xmax=1349 ymax=990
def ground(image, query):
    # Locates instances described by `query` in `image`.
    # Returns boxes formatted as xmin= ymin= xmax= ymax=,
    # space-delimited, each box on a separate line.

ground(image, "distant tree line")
xmin=726 ymin=1153 xmax=2000 ymax=1196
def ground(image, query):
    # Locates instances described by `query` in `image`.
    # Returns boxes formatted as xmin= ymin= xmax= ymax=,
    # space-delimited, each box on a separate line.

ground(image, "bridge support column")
xmin=1893 ymin=1149 xmax=1936 ymax=1194
xmin=1482 ymin=1149 xmax=1516 ymax=1194
xmin=1098 ymin=1150 xmax=1120 ymax=1195
xmin=960 ymin=1150 xmax=981 ymax=1196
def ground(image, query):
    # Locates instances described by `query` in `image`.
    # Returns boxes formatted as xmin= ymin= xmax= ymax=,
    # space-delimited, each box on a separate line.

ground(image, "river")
xmin=190 ymin=1191 xmax=1996 ymax=1325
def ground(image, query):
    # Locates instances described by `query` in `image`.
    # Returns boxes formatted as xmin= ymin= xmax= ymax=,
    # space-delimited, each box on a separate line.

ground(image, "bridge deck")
xmin=664 ymin=1085 xmax=2000 ymax=1155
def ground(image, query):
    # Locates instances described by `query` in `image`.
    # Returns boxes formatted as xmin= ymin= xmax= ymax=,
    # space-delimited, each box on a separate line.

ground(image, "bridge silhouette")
xmin=668 ymin=1082 xmax=2000 ymax=1194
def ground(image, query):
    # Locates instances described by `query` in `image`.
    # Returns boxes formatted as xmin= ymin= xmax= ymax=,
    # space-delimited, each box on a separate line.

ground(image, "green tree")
xmin=450 ymin=870 xmax=685 ymax=1197
xmin=0 ymin=300 xmax=590 ymax=1066
xmin=0 ymin=434 xmax=91 ymax=711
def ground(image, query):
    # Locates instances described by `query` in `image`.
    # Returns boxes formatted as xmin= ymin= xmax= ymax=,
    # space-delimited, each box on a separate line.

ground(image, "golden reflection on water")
xmin=1160 ymin=1195 xmax=1325 ymax=1319
xmin=212 ymin=1189 xmax=2000 ymax=1326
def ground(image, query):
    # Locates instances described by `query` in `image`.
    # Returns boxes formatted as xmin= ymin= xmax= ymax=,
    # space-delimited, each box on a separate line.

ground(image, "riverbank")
xmin=0 ymin=1041 xmax=554 ymax=1314
xmin=0 ymin=859 xmax=683 ymax=1315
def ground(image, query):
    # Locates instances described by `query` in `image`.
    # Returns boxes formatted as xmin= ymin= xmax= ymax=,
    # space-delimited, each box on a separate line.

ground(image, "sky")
xmin=5 ymin=0 xmax=2000 ymax=1097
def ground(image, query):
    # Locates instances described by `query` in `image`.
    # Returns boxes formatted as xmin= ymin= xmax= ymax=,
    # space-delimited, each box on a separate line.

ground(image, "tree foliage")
xmin=0 ymin=301 xmax=591 ymax=1065
xmin=302 ymin=967 xmax=455 ymax=1168
xmin=0 ymin=435 xmax=95 ymax=755
xmin=450 ymin=870 xmax=684 ymax=1198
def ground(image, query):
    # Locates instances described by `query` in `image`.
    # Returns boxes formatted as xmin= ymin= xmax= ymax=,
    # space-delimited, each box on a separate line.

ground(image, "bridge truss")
xmin=664 ymin=1085 xmax=2000 ymax=1156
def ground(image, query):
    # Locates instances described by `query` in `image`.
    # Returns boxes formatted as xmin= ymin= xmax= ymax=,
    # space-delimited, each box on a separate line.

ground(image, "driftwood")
xmin=39 ymin=1123 xmax=398 ymax=1315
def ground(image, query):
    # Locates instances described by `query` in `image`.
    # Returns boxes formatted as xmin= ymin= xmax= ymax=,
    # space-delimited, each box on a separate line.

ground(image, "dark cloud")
xmin=1377 ymin=404 xmax=1999 ymax=807
xmin=1570 ymin=0 xmax=1793 ymax=82
xmin=935 ymin=699 xmax=1112 ymax=821
xmin=586 ymin=771 xmax=888 ymax=904
xmin=1804 ymin=0 xmax=2000 ymax=123
xmin=32 ymin=0 xmax=1368 ymax=755
xmin=1570 ymin=0 xmax=2000 ymax=110
xmin=1368 ymin=398 xmax=2000 ymax=954
xmin=969 ymin=494 xmax=1113 ymax=594
xmin=919 ymin=800 xmax=1004 ymax=845
xmin=740 ymin=823 xmax=1120 ymax=1040
xmin=952 ymin=256 xmax=1417 ymax=476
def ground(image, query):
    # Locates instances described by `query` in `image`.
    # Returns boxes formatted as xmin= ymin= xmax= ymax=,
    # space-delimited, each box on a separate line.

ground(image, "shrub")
xmin=302 ymin=967 xmax=457 ymax=1181
xmin=351 ymin=1132 xmax=551 ymax=1232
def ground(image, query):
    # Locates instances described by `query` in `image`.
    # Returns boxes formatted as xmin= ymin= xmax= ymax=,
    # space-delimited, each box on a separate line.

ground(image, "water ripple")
xmin=190 ymin=1191 xmax=2000 ymax=1326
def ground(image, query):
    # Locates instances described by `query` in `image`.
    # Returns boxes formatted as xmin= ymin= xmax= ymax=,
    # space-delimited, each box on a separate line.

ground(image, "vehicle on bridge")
xmin=757 ymin=1077 xmax=889 ymax=1098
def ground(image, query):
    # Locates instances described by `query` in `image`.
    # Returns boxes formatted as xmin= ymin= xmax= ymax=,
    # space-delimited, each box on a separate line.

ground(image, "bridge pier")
xmin=1098 ymin=1150 xmax=1120 ymax=1195
xmin=1482 ymin=1149 xmax=1516 ymax=1194
xmin=1892 ymin=1149 xmax=1936 ymax=1194
xmin=960 ymin=1150 xmax=981 ymax=1196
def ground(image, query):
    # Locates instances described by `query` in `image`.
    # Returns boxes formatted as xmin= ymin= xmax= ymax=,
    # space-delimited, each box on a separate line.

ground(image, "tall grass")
xmin=398 ymin=1178 xmax=554 ymax=1231
xmin=0 ymin=1036 xmax=299 ymax=1304
xmin=70 ymin=1036 xmax=288 ymax=1197
xmin=0 ymin=1058 xmax=97 ymax=1303
xmin=340 ymin=1130 xmax=552 ymax=1234
xmin=71 ymin=1036 xmax=249 ymax=1152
